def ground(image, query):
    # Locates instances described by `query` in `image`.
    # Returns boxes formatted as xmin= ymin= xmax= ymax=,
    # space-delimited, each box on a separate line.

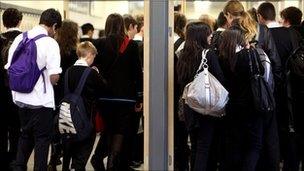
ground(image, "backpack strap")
xmin=32 ymin=34 xmax=47 ymax=41
xmin=75 ymin=68 xmax=91 ymax=96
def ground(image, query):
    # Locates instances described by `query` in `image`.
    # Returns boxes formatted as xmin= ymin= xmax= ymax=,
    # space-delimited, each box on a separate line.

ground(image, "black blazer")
xmin=94 ymin=36 xmax=143 ymax=103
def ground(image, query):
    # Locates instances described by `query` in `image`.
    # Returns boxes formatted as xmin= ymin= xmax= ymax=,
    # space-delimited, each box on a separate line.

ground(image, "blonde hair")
xmin=223 ymin=0 xmax=245 ymax=18
xmin=199 ymin=14 xmax=216 ymax=31
xmin=76 ymin=41 xmax=97 ymax=58
xmin=231 ymin=12 xmax=257 ymax=42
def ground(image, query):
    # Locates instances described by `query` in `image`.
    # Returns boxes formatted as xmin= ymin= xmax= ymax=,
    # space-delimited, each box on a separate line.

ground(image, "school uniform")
xmin=94 ymin=36 xmax=143 ymax=170
xmin=62 ymin=59 xmax=107 ymax=171
xmin=0 ymin=28 xmax=22 ymax=169
xmin=5 ymin=25 xmax=62 ymax=170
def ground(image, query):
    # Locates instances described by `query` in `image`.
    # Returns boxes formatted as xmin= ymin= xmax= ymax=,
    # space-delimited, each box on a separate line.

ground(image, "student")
xmin=257 ymin=3 xmax=301 ymax=170
xmin=177 ymin=22 xmax=224 ymax=171
xmin=210 ymin=11 xmax=228 ymax=53
xmin=80 ymin=23 xmax=94 ymax=42
xmin=61 ymin=41 xmax=106 ymax=171
xmin=48 ymin=19 xmax=79 ymax=170
xmin=219 ymin=12 xmax=269 ymax=171
xmin=4 ymin=8 xmax=62 ymax=170
xmin=123 ymin=14 xmax=138 ymax=40
xmin=0 ymin=8 xmax=23 ymax=170
xmin=173 ymin=12 xmax=189 ymax=171
xmin=94 ymin=13 xmax=143 ymax=171
xmin=223 ymin=0 xmax=280 ymax=86
xmin=134 ymin=14 xmax=144 ymax=42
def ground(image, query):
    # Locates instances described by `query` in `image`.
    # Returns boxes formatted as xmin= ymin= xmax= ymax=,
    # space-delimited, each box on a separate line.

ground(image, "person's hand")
xmin=92 ymin=66 xmax=99 ymax=73
xmin=135 ymin=103 xmax=143 ymax=112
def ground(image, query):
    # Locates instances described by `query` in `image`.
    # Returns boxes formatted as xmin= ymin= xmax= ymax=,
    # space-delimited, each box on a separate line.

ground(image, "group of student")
xmin=173 ymin=1 xmax=304 ymax=171
xmin=0 ymin=0 xmax=304 ymax=171
xmin=0 ymin=7 xmax=144 ymax=171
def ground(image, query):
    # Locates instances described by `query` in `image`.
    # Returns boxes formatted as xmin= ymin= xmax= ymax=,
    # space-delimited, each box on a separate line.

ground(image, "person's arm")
xmin=46 ymin=39 xmax=62 ymax=85
xmin=258 ymin=24 xmax=282 ymax=84
xmin=131 ymin=41 xmax=143 ymax=111
xmin=207 ymin=50 xmax=225 ymax=84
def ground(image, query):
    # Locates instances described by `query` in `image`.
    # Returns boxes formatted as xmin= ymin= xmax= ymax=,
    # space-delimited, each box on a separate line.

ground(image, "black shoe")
xmin=91 ymin=155 xmax=105 ymax=171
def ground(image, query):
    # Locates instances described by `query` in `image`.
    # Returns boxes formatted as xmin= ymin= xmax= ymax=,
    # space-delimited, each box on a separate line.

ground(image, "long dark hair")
xmin=104 ymin=13 xmax=126 ymax=54
xmin=219 ymin=28 xmax=245 ymax=72
xmin=177 ymin=22 xmax=211 ymax=85
xmin=55 ymin=20 xmax=78 ymax=57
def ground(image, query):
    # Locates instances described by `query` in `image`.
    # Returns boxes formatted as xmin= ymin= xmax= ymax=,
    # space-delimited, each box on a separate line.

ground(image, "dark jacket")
xmin=80 ymin=37 xmax=94 ymax=43
xmin=257 ymin=24 xmax=282 ymax=85
xmin=220 ymin=48 xmax=264 ymax=114
xmin=94 ymin=36 xmax=143 ymax=103
xmin=0 ymin=30 xmax=22 ymax=103
xmin=66 ymin=66 xmax=107 ymax=117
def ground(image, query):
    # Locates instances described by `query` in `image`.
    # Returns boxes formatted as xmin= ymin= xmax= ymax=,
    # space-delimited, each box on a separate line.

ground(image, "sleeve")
xmin=4 ymin=34 xmax=22 ymax=69
xmin=88 ymin=69 xmax=108 ymax=99
xmin=258 ymin=24 xmax=282 ymax=84
xmin=131 ymin=41 xmax=143 ymax=102
xmin=206 ymin=50 xmax=225 ymax=84
xmin=46 ymin=39 xmax=62 ymax=75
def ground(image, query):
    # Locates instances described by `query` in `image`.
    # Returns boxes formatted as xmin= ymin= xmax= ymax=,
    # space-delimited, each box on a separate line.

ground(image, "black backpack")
xmin=58 ymin=67 xmax=93 ymax=142
xmin=249 ymin=49 xmax=276 ymax=114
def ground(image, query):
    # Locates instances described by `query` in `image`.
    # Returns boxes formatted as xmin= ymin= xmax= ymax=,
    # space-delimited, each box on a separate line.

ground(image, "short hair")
xmin=39 ymin=8 xmax=62 ymax=30
xmin=248 ymin=8 xmax=258 ymax=23
xmin=174 ymin=12 xmax=187 ymax=39
xmin=257 ymin=2 xmax=276 ymax=21
xmin=135 ymin=14 xmax=144 ymax=33
xmin=280 ymin=7 xmax=303 ymax=26
xmin=76 ymin=41 xmax=97 ymax=58
xmin=123 ymin=14 xmax=137 ymax=31
xmin=216 ymin=12 xmax=227 ymax=28
xmin=2 ymin=8 xmax=23 ymax=28
xmin=81 ymin=23 xmax=94 ymax=35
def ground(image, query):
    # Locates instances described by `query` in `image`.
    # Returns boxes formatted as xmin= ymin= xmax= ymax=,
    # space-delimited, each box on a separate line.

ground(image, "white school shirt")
xmin=5 ymin=25 xmax=62 ymax=109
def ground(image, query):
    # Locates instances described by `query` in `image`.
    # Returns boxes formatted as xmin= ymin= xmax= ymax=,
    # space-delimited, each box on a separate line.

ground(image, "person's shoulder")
xmin=128 ymin=39 xmax=139 ymax=48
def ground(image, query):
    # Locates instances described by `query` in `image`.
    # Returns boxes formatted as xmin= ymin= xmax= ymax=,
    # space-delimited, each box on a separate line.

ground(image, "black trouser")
xmin=256 ymin=112 xmax=280 ymax=171
xmin=14 ymin=107 xmax=53 ymax=171
xmin=174 ymin=119 xmax=190 ymax=171
xmin=221 ymin=106 xmax=264 ymax=171
xmin=129 ymin=111 xmax=143 ymax=164
xmin=191 ymin=115 xmax=216 ymax=171
xmin=62 ymin=132 xmax=96 ymax=171
xmin=0 ymin=98 xmax=20 ymax=170
xmin=91 ymin=132 xmax=108 ymax=171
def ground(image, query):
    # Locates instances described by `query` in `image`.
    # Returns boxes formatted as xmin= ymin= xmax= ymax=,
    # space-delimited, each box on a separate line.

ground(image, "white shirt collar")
xmin=74 ymin=59 xmax=89 ymax=66
xmin=133 ymin=34 xmax=143 ymax=41
xmin=236 ymin=45 xmax=243 ymax=53
xmin=6 ymin=27 xmax=21 ymax=32
xmin=216 ymin=27 xmax=226 ymax=32
xmin=174 ymin=33 xmax=180 ymax=43
xmin=266 ymin=21 xmax=282 ymax=28
xmin=81 ymin=35 xmax=90 ymax=39
xmin=33 ymin=25 xmax=48 ymax=35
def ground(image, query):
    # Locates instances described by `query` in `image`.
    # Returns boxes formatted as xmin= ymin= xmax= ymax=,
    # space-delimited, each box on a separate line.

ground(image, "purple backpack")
xmin=8 ymin=32 xmax=47 ymax=93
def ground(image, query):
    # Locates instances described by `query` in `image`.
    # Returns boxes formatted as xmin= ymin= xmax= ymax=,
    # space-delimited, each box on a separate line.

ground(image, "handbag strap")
xmin=196 ymin=49 xmax=209 ymax=74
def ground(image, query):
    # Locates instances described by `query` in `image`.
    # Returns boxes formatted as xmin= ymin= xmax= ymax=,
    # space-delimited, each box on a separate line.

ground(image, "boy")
xmin=61 ymin=41 xmax=106 ymax=171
